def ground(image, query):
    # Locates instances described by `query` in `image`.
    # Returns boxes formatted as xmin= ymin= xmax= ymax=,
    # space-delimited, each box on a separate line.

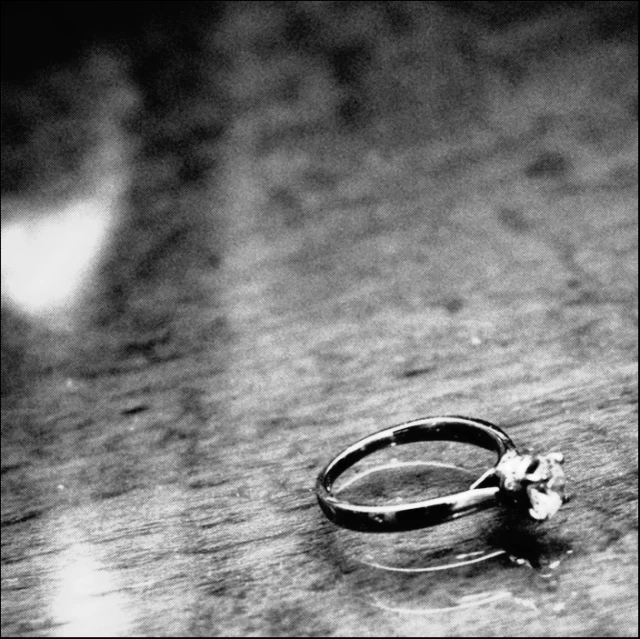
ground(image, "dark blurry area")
xmin=1 ymin=1 xmax=227 ymax=194
xmin=1 ymin=1 xmax=223 ymax=81
xmin=2 ymin=0 xmax=636 ymax=186
xmin=2 ymin=1 xmax=636 ymax=80
xmin=449 ymin=0 xmax=637 ymax=32
xmin=1 ymin=0 xmax=638 ymax=396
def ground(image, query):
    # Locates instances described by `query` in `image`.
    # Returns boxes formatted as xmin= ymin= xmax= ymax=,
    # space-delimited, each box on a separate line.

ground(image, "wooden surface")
xmin=1 ymin=4 xmax=638 ymax=636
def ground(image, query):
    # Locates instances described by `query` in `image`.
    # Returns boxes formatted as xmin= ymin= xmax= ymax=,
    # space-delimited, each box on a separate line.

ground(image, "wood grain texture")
xmin=1 ymin=4 xmax=638 ymax=636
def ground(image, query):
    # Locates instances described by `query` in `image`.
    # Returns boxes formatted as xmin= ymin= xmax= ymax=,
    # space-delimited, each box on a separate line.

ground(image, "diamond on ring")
xmin=495 ymin=450 xmax=566 ymax=521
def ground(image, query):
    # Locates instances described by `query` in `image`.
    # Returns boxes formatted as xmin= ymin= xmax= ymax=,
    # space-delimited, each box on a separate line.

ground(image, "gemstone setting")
xmin=495 ymin=450 xmax=566 ymax=521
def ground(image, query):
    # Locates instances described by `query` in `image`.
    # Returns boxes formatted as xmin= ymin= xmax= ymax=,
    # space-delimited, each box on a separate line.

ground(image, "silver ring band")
xmin=316 ymin=416 xmax=566 ymax=532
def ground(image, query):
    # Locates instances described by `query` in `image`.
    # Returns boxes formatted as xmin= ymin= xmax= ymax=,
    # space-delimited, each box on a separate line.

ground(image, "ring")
xmin=316 ymin=416 xmax=567 ymax=533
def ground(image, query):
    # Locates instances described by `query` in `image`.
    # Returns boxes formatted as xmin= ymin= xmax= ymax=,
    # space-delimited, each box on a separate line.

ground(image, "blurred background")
xmin=1 ymin=0 xmax=637 ymax=397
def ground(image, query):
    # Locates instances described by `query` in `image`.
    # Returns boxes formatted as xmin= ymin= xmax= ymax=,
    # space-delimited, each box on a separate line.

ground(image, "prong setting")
xmin=495 ymin=450 xmax=567 ymax=521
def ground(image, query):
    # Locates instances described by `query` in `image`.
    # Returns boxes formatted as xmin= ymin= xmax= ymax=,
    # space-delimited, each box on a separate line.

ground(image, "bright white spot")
xmin=1 ymin=198 xmax=116 ymax=319
xmin=512 ymin=596 xmax=539 ymax=611
xmin=52 ymin=541 xmax=132 ymax=637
